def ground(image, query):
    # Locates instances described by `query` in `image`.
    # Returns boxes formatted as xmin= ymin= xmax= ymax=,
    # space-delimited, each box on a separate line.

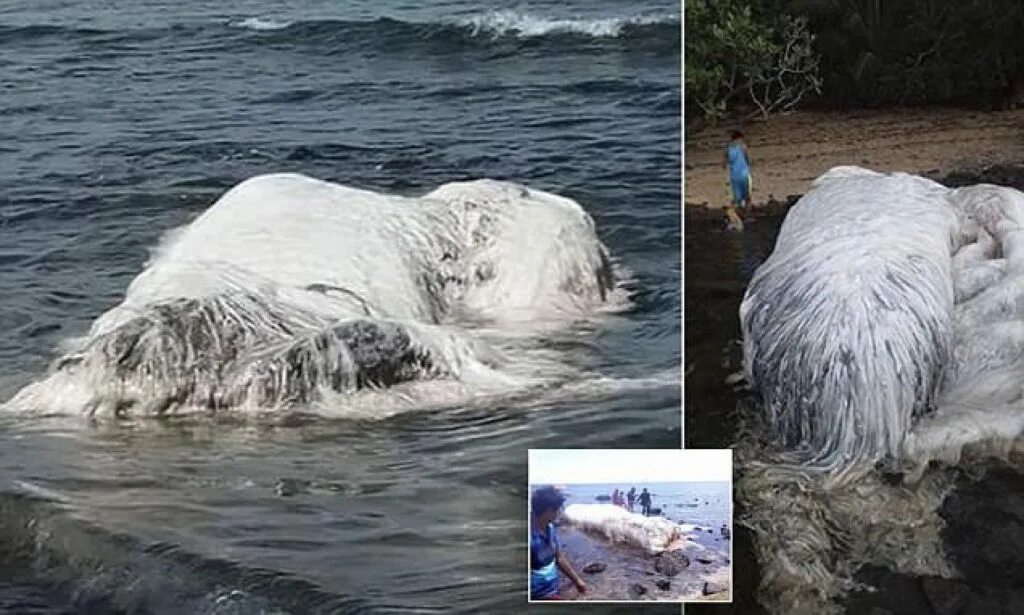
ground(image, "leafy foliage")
xmin=687 ymin=0 xmax=1024 ymax=121
xmin=685 ymin=0 xmax=822 ymax=123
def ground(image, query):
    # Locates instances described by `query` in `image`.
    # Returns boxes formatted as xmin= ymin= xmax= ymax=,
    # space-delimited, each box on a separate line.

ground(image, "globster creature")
xmin=742 ymin=166 xmax=1024 ymax=480
xmin=5 ymin=174 xmax=620 ymax=416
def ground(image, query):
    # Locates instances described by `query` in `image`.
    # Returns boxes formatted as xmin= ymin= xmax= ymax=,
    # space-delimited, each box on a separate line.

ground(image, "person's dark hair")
xmin=730 ymin=130 xmax=744 ymax=140
xmin=532 ymin=486 xmax=566 ymax=516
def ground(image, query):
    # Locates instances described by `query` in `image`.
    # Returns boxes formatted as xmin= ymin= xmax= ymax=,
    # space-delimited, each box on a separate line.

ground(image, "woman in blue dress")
xmin=530 ymin=486 xmax=587 ymax=600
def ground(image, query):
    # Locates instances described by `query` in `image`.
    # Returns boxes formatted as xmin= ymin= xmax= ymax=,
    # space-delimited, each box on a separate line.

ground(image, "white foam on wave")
xmin=461 ymin=11 xmax=672 ymax=39
xmin=229 ymin=17 xmax=293 ymax=31
xmin=4 ymin=173 xmax=625 ymax=418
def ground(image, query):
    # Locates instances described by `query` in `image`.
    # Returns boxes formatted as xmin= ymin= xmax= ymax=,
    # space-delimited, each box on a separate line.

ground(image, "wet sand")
xmin=553 ymin=522 xmax=731 ymax=602
xmin=685 ymin=107 xmax=1024 ymax=208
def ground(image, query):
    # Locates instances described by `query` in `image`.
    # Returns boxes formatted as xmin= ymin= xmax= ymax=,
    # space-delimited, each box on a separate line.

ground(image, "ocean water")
xmin=0 ymin=1 xmax=680 ymax=613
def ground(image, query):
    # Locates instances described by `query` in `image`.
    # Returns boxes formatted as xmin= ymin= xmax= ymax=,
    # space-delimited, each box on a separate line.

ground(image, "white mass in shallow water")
xmin=4 ymin=173 xmax=626 ymax=417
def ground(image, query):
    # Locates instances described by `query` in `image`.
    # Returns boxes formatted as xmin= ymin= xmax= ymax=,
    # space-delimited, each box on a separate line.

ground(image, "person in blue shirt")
xmin=723 ymin=130 xmax=753 ymax=230
xmin=530 ymin=486 xmax=587 ymax=600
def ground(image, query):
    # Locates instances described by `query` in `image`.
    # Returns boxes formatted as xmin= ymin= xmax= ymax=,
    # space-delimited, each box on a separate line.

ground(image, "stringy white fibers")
xmin=741 ymin=167 xmax=960 ymax=479
xmin=3 ymin=174 xmax=620 ymax=416
xmin=562 ymin=503 xmax=695 ymax=555
xmin=737 ymin=438 xmax=957 ymax=615
xmin=425 ymin=180 xmax=618 ymax=320
xmin=739 ymin=168 xmax=1024 ymax=614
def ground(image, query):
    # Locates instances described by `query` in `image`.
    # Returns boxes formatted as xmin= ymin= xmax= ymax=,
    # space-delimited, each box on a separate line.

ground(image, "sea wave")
xmin=228 ymin=16 xmax=293 ymax=31
xmin=0 ymin=12 xmax=678 ymax=47
xmin=227 ymin=11 xmax=678 ymax=39
xmin=459 ymin=11 xmax=677 ymax=39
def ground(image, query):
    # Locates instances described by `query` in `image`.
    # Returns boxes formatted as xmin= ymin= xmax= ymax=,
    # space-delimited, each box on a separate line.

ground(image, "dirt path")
xmin=685 ymin=107 xmax=1024 ymax=208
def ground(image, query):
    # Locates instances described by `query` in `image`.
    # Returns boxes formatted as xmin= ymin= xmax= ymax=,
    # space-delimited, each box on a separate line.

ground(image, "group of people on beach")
xmin=610 ymin=487 xmax=653 ymax=516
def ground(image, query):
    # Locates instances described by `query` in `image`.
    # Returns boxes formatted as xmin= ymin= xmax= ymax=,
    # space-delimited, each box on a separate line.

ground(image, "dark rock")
xmin=703 ymin=582 xmax=726 ymax=596
xmin=274 ymin=478 xmax=309 ymax=497
xmin=846 ymin=565 xmax=937 ymax=615
xmin=582 ymin=562 xmax=606 ymax=574
xmin=920 ymin=576 xmax=970 ymax=615
xmin=696 ymin=557 xmax=714 ymax=565
xmin=940 ymin=466 xmax=1024 ymax=589
xmin=654 ymin=552 xmax=690 ymax=577
xmin=629 ymin=583 xmax=647 ymax=599
xmin=656 ymin=579 xmax=671 ymax=591
xmin=941 ymin=164 xmax=1024 ymax=191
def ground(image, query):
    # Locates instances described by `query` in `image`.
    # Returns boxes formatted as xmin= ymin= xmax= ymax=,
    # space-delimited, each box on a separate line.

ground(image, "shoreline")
xmin=685 ymin=106 xmax=1024 ymax=209
xmin=552 ymin=518 xmax=732 ymax=602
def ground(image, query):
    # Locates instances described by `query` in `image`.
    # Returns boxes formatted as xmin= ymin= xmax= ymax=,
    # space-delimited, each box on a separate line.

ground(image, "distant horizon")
xmin=529 ymin=479 xmax=730 ymax=486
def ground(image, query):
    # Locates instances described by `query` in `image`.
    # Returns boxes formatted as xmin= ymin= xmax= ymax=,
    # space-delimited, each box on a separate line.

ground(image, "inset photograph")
xmin=528 ymin=449 xmax=733 ymax=603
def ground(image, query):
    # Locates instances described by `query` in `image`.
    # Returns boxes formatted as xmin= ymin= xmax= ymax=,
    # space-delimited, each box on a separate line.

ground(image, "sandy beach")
xmin=685 ymin=107 xmax=1024 ymax=208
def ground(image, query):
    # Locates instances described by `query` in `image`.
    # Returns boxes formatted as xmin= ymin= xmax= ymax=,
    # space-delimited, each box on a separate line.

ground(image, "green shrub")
xmin=685 ymin=0 xmax=822 ymax=123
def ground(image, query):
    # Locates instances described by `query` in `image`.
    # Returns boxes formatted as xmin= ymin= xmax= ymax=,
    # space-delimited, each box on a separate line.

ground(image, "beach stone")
xmin=629 ymin=583 xmax=647 ymax=599
xmin=846 ymin=565 xmax=938 ymax=614
xmin=702 ymin=582 xmax=726 ymax=596
xmin=582 ymin=562 xmax=606 ymax=574
xmin=654 ymin=552 xmax=690 ymax=577
xmin=274 ymin=478 xmax=309 ymax=497
xmin=939 ymin=466 xmax=1024 ymax=589
xmin=656 ymin=579 xmax=671 ymax=591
